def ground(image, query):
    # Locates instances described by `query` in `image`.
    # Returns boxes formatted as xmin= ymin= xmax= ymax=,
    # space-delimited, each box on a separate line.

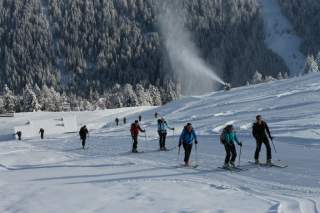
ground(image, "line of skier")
xmin=78 ymin=113 xmax=274 ymax=168
xmin=15 ymin=128 xmax=45 ymax=141
xmin=115 ymin=117 xmax=127 ymax=126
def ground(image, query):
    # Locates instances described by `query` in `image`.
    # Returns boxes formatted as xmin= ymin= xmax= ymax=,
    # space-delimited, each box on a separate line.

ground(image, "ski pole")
xmin=271 ymin=139 xmax=277 ymax=153
xmin=271 ymin=139 xmax=282 ymax=162
xmin=238 ymin=145 xmax=242 ymax=167
xmin=177 ymin=146 xmax=181 ymax=161
xmin=195 ymin=143 xmax=198 ymax=166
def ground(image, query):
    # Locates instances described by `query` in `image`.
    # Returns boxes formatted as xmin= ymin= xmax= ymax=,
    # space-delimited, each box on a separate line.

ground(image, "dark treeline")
xmin=0 ymin=0 xmax=288 ymax=112
xmin=279 ymin=0 xmax=320 ymax=55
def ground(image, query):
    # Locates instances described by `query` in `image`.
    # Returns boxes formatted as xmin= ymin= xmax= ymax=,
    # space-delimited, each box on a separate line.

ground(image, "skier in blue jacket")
xmin=220 ymin=125 xmax=242 ymax=168
xmin=179 ymin=123 xmax=198 ymax=166
xmin=158 ymin=118 xmax=174 ymax=151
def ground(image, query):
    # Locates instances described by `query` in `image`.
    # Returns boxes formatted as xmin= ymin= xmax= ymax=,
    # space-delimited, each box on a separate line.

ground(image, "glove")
xmin=172 ymin=128 xmax=175 ymax=131
xmin=178 ymin=142 xmax=182 ymax=147
xmin=238 ymin=142 xmax=243 ymax=147
xmin=195 ymin=140 xmax=198 ymax=145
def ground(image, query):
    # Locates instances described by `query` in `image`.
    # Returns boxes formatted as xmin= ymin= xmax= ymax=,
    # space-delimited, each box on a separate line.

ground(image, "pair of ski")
xmin=217 ymin=166 xmax=247 ymax=172
xmin=178 ymin=164 xmax=199 ymax=169
xmin=217 ymin=161 xmax=288 ymax=172
xmin=130 ymin=146 xmax=176 ymax=154
xmin=248 ymin=161 xmax=288 ymax=168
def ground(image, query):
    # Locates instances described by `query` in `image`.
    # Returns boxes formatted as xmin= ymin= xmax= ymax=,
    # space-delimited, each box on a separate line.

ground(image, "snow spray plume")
xmin=159 ymin=5 xmax=225 ymax=95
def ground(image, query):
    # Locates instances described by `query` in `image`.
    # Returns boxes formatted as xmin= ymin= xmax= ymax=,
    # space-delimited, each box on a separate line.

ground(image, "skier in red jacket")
xmin=130 ymin=120 xmax=145 ymax=153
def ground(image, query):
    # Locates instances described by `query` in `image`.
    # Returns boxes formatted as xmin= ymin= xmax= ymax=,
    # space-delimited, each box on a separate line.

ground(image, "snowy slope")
xmin=259 ymin=0 xmax=306 ymax=76
xmin=1 ymin=73 xmax=320 ymax=212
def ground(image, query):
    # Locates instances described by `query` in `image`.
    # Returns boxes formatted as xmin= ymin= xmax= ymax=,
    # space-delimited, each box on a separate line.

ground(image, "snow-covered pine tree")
xmin=135 ymin=84 xmax=150 ymax=106
xmin=0 ymin=97 xmax=5 ymax=113
xmin=50 ymin=87 xmax=63 ymax=111
xmin=107 ymin=84 xmax=124 ymax=108
xmin=161 ymin=80 xmax=180 ymax=104
xmin=264 ymin=75 xmax=276 ymax=82
xmin=3 ymin=84 xmax=16 ymax=112
xmin=39 ymin=85 xmax=55 ymax=111
xmin=277 ymin=72 xmax=283 ymax=80
xmin=304 ymin=55 xmax=319 ymax=74
xmin=316 ymin=52 xmax=320 ymax=67
xmin=123 ymin=84 xmax=139 ymax=107
xmin=252 ymin=71 xmax=264 ymax=84
xmin=22 ymin=84 xmax=40 ymax=112
xmin=96 ymin=98 xmax=107 ymax=110
xmin=148 ymin=85 xmax=162 ymax=106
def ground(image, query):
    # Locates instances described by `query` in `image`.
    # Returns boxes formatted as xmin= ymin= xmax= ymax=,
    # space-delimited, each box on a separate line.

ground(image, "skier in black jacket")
xmin=39 ymin=128 xmax=45 ymax=139
xmin=79 ymin=125 xmax=89 ymax=149
xmin=252 ymin=115 xmax=273 ymax=166
xmin=16 ymin=131 xmax=22 ymax=140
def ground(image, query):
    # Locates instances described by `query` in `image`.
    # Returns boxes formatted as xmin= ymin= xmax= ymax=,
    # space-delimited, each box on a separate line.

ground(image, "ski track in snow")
xmin=1 ymin=74 xmax=320 ymax=212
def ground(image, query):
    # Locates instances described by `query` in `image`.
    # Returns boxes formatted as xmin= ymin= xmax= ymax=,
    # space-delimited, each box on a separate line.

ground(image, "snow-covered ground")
xmin=259 ymin=0 xmax=306 ymax=76
xmin=1 ymin=73 xmax=320 ymax=212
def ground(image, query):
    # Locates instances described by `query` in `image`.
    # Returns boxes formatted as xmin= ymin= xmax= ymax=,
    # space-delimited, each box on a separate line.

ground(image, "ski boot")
xmin=132 ymin=149 xmax=138 ymax=153
xmin=255 ymin=159 xmax=260 ymax=165
xmin=223 ymin=163 xmax=230 ymax=169
xmin=229 ymin=161 xmax=236 ymax=168
xmin=266 ymin=159 xmax=272 ymax=167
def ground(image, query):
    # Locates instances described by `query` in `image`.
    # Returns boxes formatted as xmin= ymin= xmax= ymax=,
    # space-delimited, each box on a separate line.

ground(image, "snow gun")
xmin=224 ymin=83 xmax=231 ymax=91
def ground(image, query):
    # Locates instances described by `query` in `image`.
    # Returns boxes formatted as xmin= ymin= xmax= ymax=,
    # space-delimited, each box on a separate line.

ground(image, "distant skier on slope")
xmin=138 ymin=115 xmax=142 ymax=122
xmin=179 ymin=123 xmax=198 ymax=167
xmin=252 ymin=115 xmax=273 ymax=166
xmin=155 ymin=112 xmax=158 ymax=118
xmin=16 ymin=131 xmax=22 ymax=140
xmin=79 ymin=125 xmax=89 ymax=149
xmin=123 ymin=117 xmax=127 ymax=124
xmin=220 ymin=125 xmax=242 ymax=168
xmin=115 ymin=118 xmax=119 ymax=126
xmin=130 ymin=120 xmax=145 ymax=153
xmin=157 ymin=118 xmax=174 ymax=151
xmin=39 ymin=128 xmax=45 ymax=139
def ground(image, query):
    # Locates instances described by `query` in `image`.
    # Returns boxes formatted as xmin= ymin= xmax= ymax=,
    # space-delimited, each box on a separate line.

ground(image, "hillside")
xmin=0 ymin=0 xmax=289 ymax=108
xmin=0 ymin=73 xmax=320 ymax=212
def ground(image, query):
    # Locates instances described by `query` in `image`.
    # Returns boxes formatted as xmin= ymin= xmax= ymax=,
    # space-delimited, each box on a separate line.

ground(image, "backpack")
xmin=220 ymin=128 xmax=227 ymax=144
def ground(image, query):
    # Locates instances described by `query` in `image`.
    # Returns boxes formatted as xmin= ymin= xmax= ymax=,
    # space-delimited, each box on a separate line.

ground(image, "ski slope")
xmin=1 ymin=73 xmax=320 ymax=212
xmin=259 ymin=0 xmax=306 ymax=76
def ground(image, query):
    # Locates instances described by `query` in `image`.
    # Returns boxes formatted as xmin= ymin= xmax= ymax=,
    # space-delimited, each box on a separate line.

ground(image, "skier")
xmin=130 ymin=120 xmax=146 ymax=153
xmin=123 ymin=117 xmax=127 ymax=125
xmin=79 ymin=125 xmax=89 ymax=149
xmin=39 ymin=128 xmax=45 ymax=139
xmin=252 ymin=115 xmax=273 ymax=166
xmin=178 ymin=123 xmax=198 ymax=167
xmin=157 ymin=118 xmax=174 ymax=151
xmin=220 ymin=125 xmax=242 ymax=168
xmin=16 ymin=131 xmax=22 ymax=140
xmin=155 ymin=112 xmax=158 ymax=118
xmin=115 ymin=118 xmax=119 ymax=126
xmin=138 ymin=115 xmax=142 ymax=122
